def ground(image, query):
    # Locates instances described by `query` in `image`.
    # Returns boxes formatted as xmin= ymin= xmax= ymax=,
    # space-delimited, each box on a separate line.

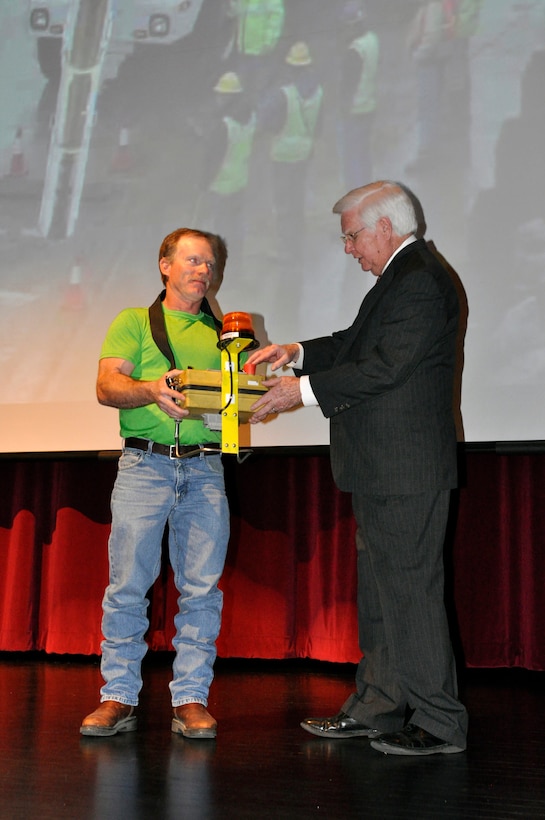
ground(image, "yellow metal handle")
xmin=220 ymin=337 xmax=254 ymax=454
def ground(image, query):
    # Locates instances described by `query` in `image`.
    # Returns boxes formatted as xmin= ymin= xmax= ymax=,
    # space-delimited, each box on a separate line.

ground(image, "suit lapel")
xmin=335 ymin=239 xmax=426 ymax=360
xmin=334 ymin=279 xmax=384 ymax=360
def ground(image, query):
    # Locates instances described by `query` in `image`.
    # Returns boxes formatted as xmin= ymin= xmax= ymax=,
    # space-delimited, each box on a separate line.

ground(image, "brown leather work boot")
xmin=171 ymin=703 xmax=217 ymax=739
xmin=80 ymin=700 xmax=137 ymax=737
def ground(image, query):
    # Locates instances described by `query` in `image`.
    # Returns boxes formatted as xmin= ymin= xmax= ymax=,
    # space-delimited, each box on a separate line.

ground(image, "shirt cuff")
xmin=288 ymin=343 xmax=304 ymax=370
xmin=299 ymin=375 xmax=318 ymax=407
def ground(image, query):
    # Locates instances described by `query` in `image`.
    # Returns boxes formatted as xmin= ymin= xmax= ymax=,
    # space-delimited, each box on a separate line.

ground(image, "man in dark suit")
xmin=247 ymin=180 xmax=468 ymax=756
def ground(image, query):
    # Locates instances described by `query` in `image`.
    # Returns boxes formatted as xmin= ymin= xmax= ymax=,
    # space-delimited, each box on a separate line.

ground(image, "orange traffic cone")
xmin=8 ymin=127 xmax=28 ymax=177
xmin=111 ymin=126 xmax=133 ymax=172
xmin=62 ymin=257 xmax=86 ymax=310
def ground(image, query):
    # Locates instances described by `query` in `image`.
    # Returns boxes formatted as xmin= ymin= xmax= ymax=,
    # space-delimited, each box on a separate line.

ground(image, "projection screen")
xmin=0 ymin=0 xmax=544 ymax=453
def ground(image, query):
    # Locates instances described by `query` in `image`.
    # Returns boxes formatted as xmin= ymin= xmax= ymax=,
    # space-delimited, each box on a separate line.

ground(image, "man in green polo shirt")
xmin=81 ymin=228 xmax=229 ymax=740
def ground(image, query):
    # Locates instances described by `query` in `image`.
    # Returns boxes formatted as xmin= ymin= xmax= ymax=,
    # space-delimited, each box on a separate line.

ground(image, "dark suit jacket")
xmin=299 ymin=239 xmax=459 ymax=495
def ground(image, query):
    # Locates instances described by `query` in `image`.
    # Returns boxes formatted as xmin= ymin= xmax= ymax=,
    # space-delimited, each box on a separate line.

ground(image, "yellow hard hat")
xmin=214 ymin=71 xmax=242 ymax=93
xmin=285 ymin=41 xmax=312 ymax=66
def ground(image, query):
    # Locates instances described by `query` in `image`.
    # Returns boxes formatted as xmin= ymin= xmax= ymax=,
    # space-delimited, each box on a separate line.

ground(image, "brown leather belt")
xmin=124 ymin=437 xmax=221 ymax=459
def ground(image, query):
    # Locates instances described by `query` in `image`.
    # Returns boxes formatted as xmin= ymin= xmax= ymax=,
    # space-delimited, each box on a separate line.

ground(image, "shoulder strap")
xmin=149 ymin=290 xmax=175 ymax=369
xmin=148 ymin=290 xmax=222 ymax=370
xmin=201 ymin=296 xmax=223 ymax=334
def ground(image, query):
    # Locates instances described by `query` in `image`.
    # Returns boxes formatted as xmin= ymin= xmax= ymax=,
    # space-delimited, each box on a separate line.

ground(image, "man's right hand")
xmin=246 ymin=343 xmax=299 ymax=372
xmin=97 ymin=359 xmax=189 ymax=419
xmin=155 ymin=370 xmax=190 ymax=419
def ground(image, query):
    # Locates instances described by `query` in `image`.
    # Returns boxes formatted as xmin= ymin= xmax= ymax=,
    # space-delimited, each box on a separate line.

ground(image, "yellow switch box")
xmin=167 ymin=370 xmax=267 ymax=422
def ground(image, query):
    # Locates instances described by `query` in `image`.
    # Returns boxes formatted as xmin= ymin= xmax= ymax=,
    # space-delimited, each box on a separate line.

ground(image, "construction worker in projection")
xmin=259 ymin=41 xmax=324 ymax=267
xmin=200 ymin=71 xmax=256 ymax=273
xmin=336 ymin=1 xmax=380 ymax=189
xmin=405 ymin=0 xmax=484 ymax=175
xmin=225 ymin=0 xmax=285 ymax=99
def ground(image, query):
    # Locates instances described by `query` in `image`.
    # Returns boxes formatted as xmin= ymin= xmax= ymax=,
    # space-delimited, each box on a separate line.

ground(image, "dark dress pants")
xmin=342 ymin=489 xmax=468 ymax=748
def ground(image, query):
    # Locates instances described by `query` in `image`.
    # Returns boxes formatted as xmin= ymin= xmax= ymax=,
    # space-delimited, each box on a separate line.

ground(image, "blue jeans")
xmin=99 ymin=445 xmax=230 ymax=707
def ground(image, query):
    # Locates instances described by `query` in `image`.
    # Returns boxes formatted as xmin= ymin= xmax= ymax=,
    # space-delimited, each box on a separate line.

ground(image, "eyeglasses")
xmin=340 ymin=226 xmax=366 ymax=244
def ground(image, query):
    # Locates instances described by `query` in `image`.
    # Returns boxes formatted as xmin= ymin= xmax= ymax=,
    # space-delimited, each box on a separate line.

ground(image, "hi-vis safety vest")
xmin=454 ymin=0 xmax=484 ymax=37
xmin=210 ymin=113 xmax=257 ymax=195
xmin=349 ymin=32 xmax=380 ymax=115
xmin=236 ymin=0 xmax=285 ymax=56
xmin=270 ymin=84 xmax=323 ymax=163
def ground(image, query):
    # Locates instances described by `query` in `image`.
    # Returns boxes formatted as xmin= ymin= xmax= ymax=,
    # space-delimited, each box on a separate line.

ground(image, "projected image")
xmin=0 ymin=0 xmax=544 ymax=450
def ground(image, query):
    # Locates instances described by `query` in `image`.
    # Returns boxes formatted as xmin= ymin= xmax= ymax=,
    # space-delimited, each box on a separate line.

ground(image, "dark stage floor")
xmin=0 ymin=653 xmax=544 ymax=819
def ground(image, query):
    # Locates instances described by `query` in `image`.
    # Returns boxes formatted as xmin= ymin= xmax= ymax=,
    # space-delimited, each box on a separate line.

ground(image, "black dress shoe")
xmin=300 ymin=711 xmax=381 ymax=739
xmin=370 ymin=723 xmax=465 ymax=756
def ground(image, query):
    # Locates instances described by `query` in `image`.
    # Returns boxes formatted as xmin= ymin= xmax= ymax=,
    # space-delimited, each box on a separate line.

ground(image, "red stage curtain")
xmin=452 ymin=452 xmax=545 ymax=669
xmin=1 ymin=452 xmax=544 ymax=669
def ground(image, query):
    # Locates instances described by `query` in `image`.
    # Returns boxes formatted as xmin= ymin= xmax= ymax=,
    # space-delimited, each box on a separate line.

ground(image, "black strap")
xmin=148 ymin=290 xmax=222 ymax=369
xmin=202 ymin=296 xmax=223 ymax=333
xmin=149 ymin=291 xmax=175 ymax=369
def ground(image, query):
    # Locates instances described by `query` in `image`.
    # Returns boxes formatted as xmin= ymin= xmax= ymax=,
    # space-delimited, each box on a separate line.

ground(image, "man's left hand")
xmin=249 ymin=376 xmax=302 ymax=423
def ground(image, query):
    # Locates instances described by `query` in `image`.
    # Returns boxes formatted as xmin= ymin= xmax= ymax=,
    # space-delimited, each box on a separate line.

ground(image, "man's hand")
xmin=154 ymin=371 xmax=191 ymax=419
xmin=246 ymin=343 xmax=299 ymax=372
xmin=249 ymin=375 xmax=302 ymax=423
xmin=97 ymin=358 xmax=189 ymax=419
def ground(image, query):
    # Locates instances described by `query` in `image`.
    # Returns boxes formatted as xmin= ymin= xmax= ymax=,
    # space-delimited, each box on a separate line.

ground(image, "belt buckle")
xmin=169 ymin=443 xmax=201 ymax=460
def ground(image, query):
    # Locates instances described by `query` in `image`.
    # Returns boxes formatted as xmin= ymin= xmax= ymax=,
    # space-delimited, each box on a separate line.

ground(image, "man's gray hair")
xmin=333 ymin=181 xmax=418 ymax=237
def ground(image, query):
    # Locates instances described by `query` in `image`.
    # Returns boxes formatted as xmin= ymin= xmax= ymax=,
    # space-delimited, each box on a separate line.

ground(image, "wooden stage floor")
xmin=0 ymin=653 xmax=544 ymax=819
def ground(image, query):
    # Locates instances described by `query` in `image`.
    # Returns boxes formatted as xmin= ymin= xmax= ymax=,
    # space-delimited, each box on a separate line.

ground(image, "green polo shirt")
xmin=100 ymin=306 xmax=222 ymax=446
